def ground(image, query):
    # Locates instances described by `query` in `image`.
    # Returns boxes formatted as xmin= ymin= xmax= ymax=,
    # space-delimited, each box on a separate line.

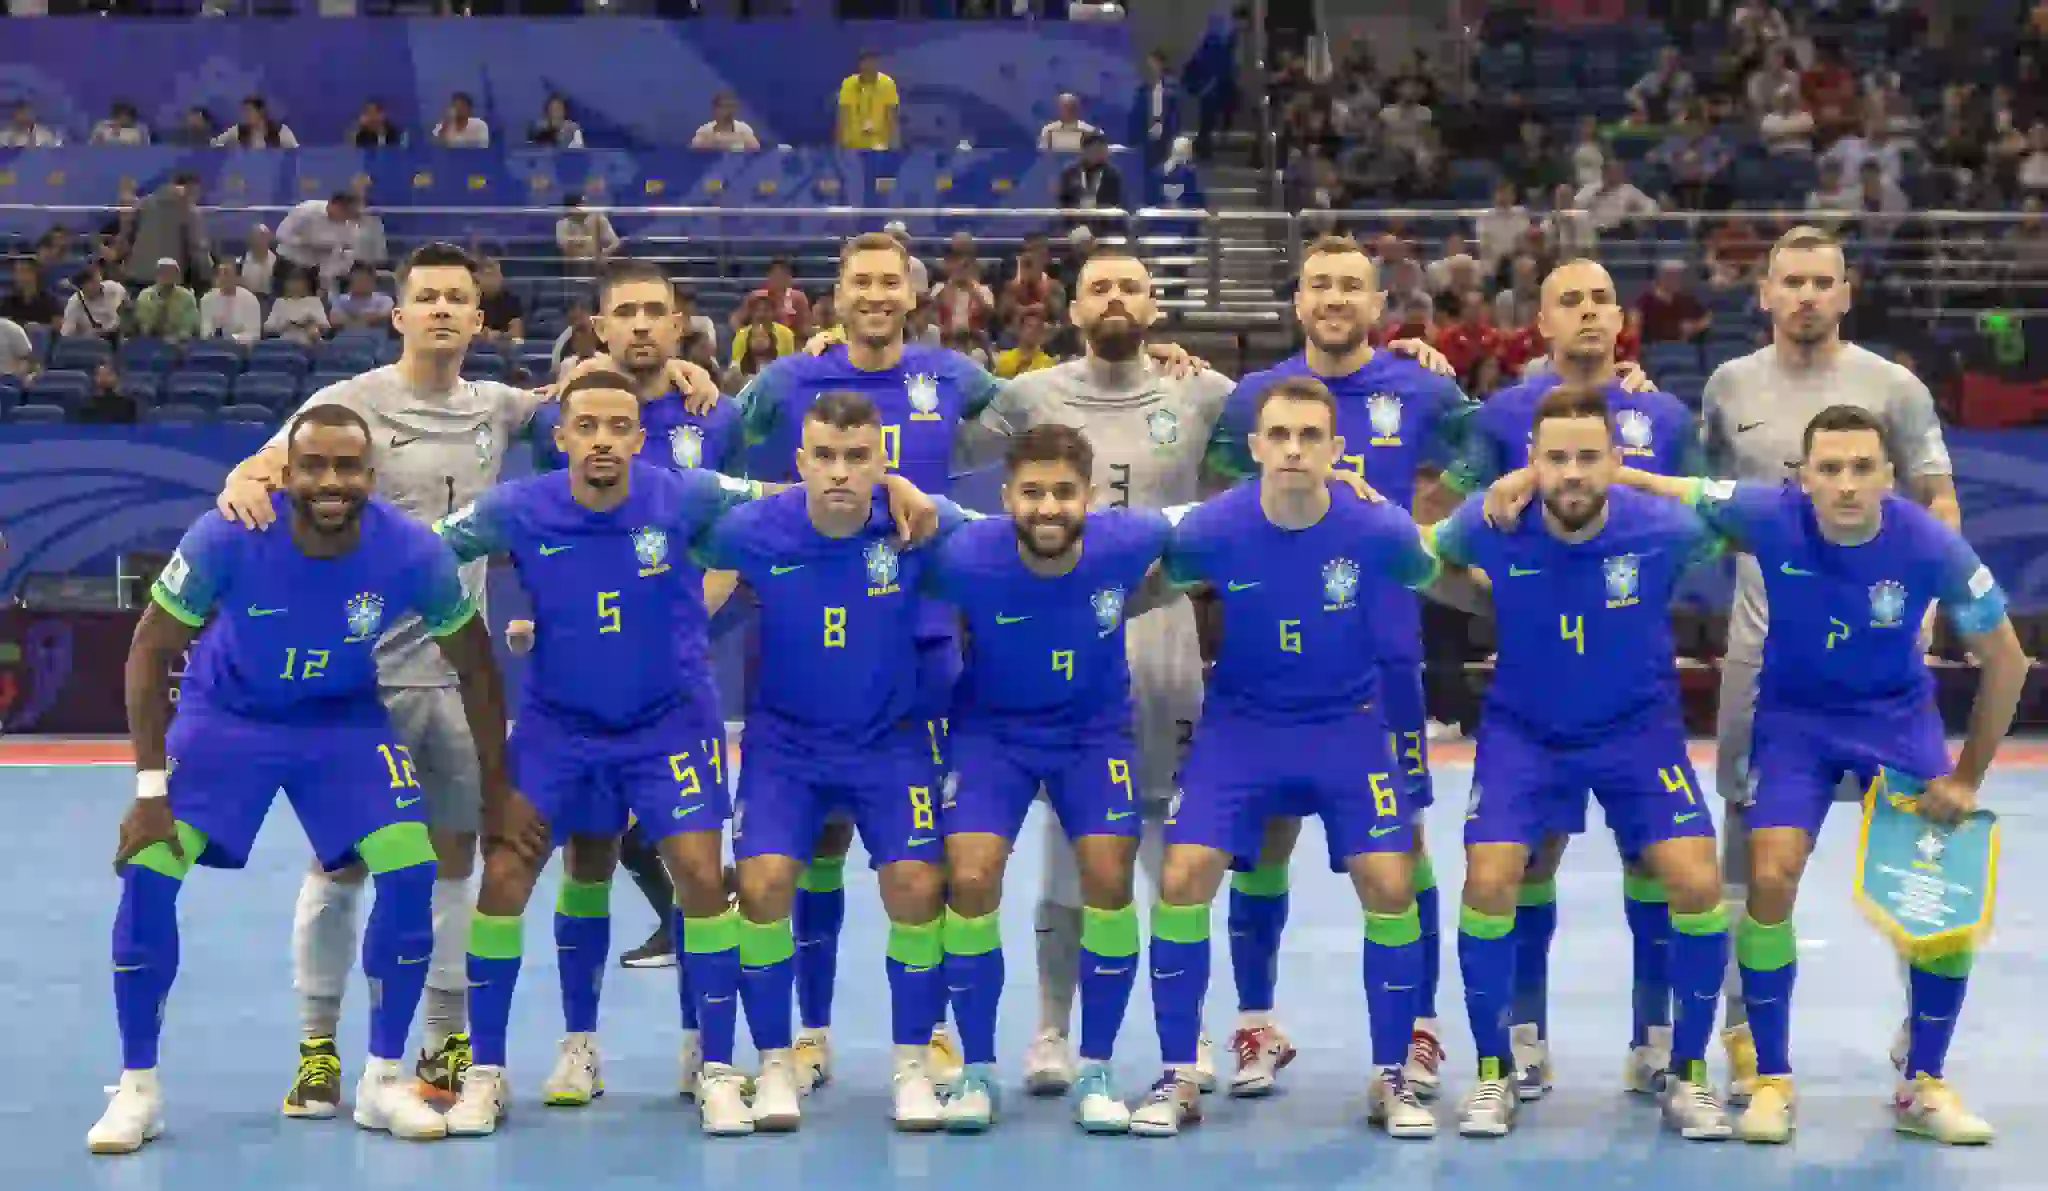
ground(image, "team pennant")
xmin=1852 ymin=768 xmax=1999 ymax=962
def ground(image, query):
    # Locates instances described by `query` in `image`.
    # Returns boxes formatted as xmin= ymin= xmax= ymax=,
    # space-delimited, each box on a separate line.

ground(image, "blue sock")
xmin=942 ymin=909 xmax=1003 ymax=1065
xmin=112 ymin=863 xmax=185 ymax=1070
xmin=1905 ymin=953 xmax=1972 ymax=1080
xmin=1666 ymin=905 xmax=1730 ymax=1069
xmin=793 ymin=859 xmax=846 ymax=1032
xmin=1364 ymin=906 xmax=1424 ymax=1068
xmin=1227 ymin=864 xmax=1288 ymax=1013
xmin=1458 ymin=905 xmax=1516 ymax=1070
xmin=361 ymin=861 xmax=436 ymax=1061
xmin=467 ymin=913 xmax=524 ymax=1068
xmin=1150 ymin=903 xmax=1211 ymax=1067
xmin=1510 ymin=880 xmax=1557 ymax=1037
xmin=1736 ymin=916 xmax=1796 ymax=1076
xmin=1623 ymin=875 xmax=1673 ymax=1048
xmin=1078 ymin=904 xmax=1140 ymax=1063
xmin=554 ymin=878 xmax=611 ymax=1036
xmin=672 ymin=905 xmax=699 ymax=1030
xmin=738 ymin=917 xmax=796 ymax=1053
xmin=887 ymin=918 xmax=946 ymax=1047
xmin=1414 ymin=855 xmax=1441 ymax=1020
xmin=682 ymin=910 xmax=742 ymax=1066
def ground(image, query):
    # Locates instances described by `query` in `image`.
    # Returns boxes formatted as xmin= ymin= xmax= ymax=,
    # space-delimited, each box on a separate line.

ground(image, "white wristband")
xmin=136 ymin=770 xmax=168 ymax=801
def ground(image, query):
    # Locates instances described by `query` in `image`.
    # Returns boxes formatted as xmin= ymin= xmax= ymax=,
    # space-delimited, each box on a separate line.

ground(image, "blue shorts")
xmin=509 ymin=702 xmax=728 ymax=848
xmin=733 ymin=722 xmax=942 ymax=868
xmin=1748 ymin=701 xmax=1949 ymax=838
xmin=167 ymin=703 xmax=419 ymax=871
xmin=1469 ymin=708 xmax=1712 ymax=858
xmin=1377 ymin=660 xmax=1433 ymax=811
xmin=943 ymin=724 xmax=1142 ymax=844
xmin=1171 ymin=706 xmax=1411 ymax=871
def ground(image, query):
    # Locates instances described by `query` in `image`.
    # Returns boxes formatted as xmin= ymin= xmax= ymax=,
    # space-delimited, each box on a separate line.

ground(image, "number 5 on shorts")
xmin=1369 ymin=771 xmax=1398 ymax=818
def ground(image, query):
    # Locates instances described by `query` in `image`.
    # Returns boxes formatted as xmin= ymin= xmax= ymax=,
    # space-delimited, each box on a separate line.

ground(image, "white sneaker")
xmin=696 ymin=1063 xmax=754 ymax=1136
xmin=750 ymin=1051 xmax=803 ymax=1132
xmin=1194 ymin=1032 xmax=1218 ymax=1093
xmin=892 ymin=1058 xmax=945 ymax=1132
xmin=1403 ymin=1023 xmax=1446 ymax=1102
xmin=1073 ymin=1062 xmax=1130 ymax=1134
xmin=444 ymin=1064 xmax=508 ymax=1136
xmin=1625 ymin=1024 xmax=1673 ymax=1096
xmin=942 ymin=1066 xmax=997 ymax=1133
xmin=1510 ymin=1023 xmax=1552 ymax=1102
xmin=87 ymin=1070 xmax=164 ymax=1155
xmin=1023 ymin=1028 xmax=1077 ymax=1096
xmin=541 ymin=1033 xmax=603 ymax=1107
xmin=1129 ymin=1072 xmax=1202 ymax=1138
xmin=1662 ymin=1070 xmax=1733 ymax=1140
xmin=1457 ymin=1070 xmax=1516 ymax=1138
xmin=1367 ymin=1069 xmax=1437 ymax=1139
xmin=1228 ymin=1024 xmax=1296 ymax=1097
xmin=793 ymin=1029 xmax=832 ymax=1093
xmin=926 ymin=1025 xmax=964 ymax=1089
xmin=1894 ymin=1075 xmax=1994 ymax=1145
xmin=677 ymin=1030 xmax=703 ymax=1100
xmin=1425 ymin=719 xmax=1463 ymax=743
xmin=353 ymin=1057 xmax=448 ymax=1140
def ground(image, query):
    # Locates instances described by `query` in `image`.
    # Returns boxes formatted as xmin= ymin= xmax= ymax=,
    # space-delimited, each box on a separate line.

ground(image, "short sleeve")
xmin=1699 ymin=365 xmax=1734 ymax=478
xmin=1688 ymin=478 xmax=1766 ymax=550
xmin=529 ymin=402 xmax=566 ymax=471
xmin=1161 ymin=512 xmax=1212 ymax=588
xmin=956 ymin=358 xmax=1006 ymax=420
xmin=737 ymin=359 xmax=797 ymax=447
xmin=673 ymin=468 xmax=765 ymax=542
xmin=1419 ymin=374 xmax=1479 ymax=467
xmin=1375 ymin=508 xmax=1441 ymax=590
xmin=1440 ymin=414 xmax=1506 ymax=494
xmin=1931 ymin=529 xmax=2007 ymax=637
xmin=1203 ymin=376 xmax=1260 ymax=478
xmin=411 ymin=532 xmax=478 ymax=638
xmin=434 ymin=485 xmax=516 ymax=565
xmin=1424 ymin=497 xmax=1486 ymax=569
xmin=1674 ymin=504 xmax=1727 ymax=568
xmin=707 ymin=405 xmax=749 ymax=476
xmin=931 ymin=496 xmax=981 ymax=544
xmin=151 ymin=515 xmax=233 ymax=627
xmin=1885 ymin=366 xmax=1952 ymax=477
xmin=694 ymin=506 xmax=759 ymax=573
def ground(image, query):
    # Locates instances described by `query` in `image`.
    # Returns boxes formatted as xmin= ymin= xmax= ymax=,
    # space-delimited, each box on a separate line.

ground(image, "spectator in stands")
xmin=1636 ymin=261 xmax=1712 ymax=344
xmin=2011 ymin=196 xmax=2048 ymax=274
xmin=992 ymin=305 xmax=1056 ymax=379
xmin=165 ymin=106 xmax=215 ymax=149
xmin=1131 ymin=48 xmax=1181 ymax=169
xmin=1039 ymin=93 xmax=1100 ymax=153
xmin=556 ymin=194 xmax=622 ymax=279
xmin=1290 ymin=155 xmax=1352 ymax=233
xmin=690 ymin=92 xmax=760 ymax=152
xmin=60 ymin=263 xmax=125 ymax=341
xmin=1493 ymin=253 xmax=1543 ymax=330
xmin=89 ymin=102 xmax=148 ymax=146
xmin=1626 ymin=47 xmax=1696 ymax=125
xmin=1503 ymin=118 xmax=1568 ymax=197
xmin=1728 ymin=0 xmax=1792 ymax=73
xmin=122 ymin=173 xmax=210 ymax=290
xmin=1425 ymin=239 xmax=1482 ymax=300
xmin=945 ymin=327 xmax=990 ymax=370
xmin=476 ymin=259 xmax=526 ymax=344
xmin=997 ymin=235 xmax=1066 ymax=327
xmin=0 ymin=101 xmax=62 ymax=148
xmin=1057 ymin=134 xmax=1126 ymax=233
xmin=0 ymin=317 xmax=33 ymax=380
xmin=1476 ymin=180 xmax=1533 ymax=271
xmin=733 ymin=257 xmax=811 ymax=338
xmin=351 ymin=185 xmax=388 ymax=270
xmin=265 ymin=270 xmax=329 ymax=346
xmin=1849 ymin=159 xmax=1911 ymax=247
xmin=240 ymin=224 xmax=278 ymax=299
xmin=836 ymin=49 xmax=900 ymax=151
xmin=1704 ymin=216 xmax=1767 ymax=286
xmin=1575 ymin=159 xmax=1660 ymax=234
xmin=1378 ymin=78 xmax=1433 ymax=163
xmin=1543 ymin=181 xmax=1601 ymax=259
xmin=2 ymin=259 xmax=62 ymax=329
xmin=132 ymin=258 xmax=200 ymax=345
xmin=1152 ymin=134 xmax=1205 ymax=221
xmin=1759 ymin=85 xmax=1816 ymax=156
xmin=213 ymin=96 xmax=298 ymax=149
xmin=880 ymin=222 xmax=930 ymax=294
xmin=1820 ymin=114 xmax=1904 ymax=185
xmin=35 ymin=229 xmax=72 ymax=275
xmin=729 ymin=323 xmax=785 ymax=386
xmin=1383 ymin=259 xmax=1434 ymax=322
xmin=78 ymin=362 xmax=136 ymax=425
xmin=2022 ymin=123 xmax=2048 ymax=194
xmin=728 ymin=295 xmax=795 ymax=370
xmin=1800 ymin=39 xmax=1859 ymax=144
xmin=200 ymin=260 xmax=262 ymax=345
xmin=672 ymin=283 xmax=719 ymax=357
xmin=275 ymin=192 xmax=361 ymax=294
xmin=434 ymin=92 xmax=490 ymax=148
xmin=1435 ymin=288 xmax=1500 ymax=393
xmin=329 ymin=263 xmax=395 ymax=335
xmin=1649 ymin=104 xmax=1733 ymax=208
xmin=528 ymin=95 xmax=584 ymax=149
xmin=1807 ymin=159 xmax=1851 ymax=210
xmin=1746 ymin=46 xmax=1802 ymax=117
xmin=348 ymin=100 xmax=406 ymax=148
xmin=930 ymin=249 xmax=994 ymax=340
xmin=552 ymin=298 xmax=601 ymax=377
xmin=1372 ymin=292 xmax=1436 ymax=349
xmin=1569 ymin=115 xmax=1608 ymax=191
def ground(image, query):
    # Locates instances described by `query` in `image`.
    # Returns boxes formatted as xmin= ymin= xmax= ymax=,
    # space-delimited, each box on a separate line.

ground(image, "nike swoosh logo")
xmin=114 ymin=964 xmax=144 ymax=973
xmin=247 ymin=606 xmax=287 ymax=616
xmin=390 ymin=435 xmax=420 ymax=449
xmin=770 ymin=564 xmax=805 ymax=576
xmin=1156 ymin=969 xmax=1185 ymax=979
xmin=1674 ymin=811 xmax=1701 ymax=823
xmin=1507 ymin=565 xmax=1541 ymax=577
xmin=398 ymin=955 xmax=429 ymax=965
xmin=1369 ymin=825 xmax=1401 ymax=837
xmin=995 ymin=614 xmax=1031 ymax=625
xmin=1092 ymin=966 xmax=1131 ymax=976
xmin=704 ymin=996 xmax=732 ymax=1005
xmin=539 ymin=544 xmax=572 ymax=556
xmin=672 ymin=804 xmax=703 ymax=819
xmin=1225 ymin=580 xmax=1260 ymax=592
xmin=1106 ymin=810 xmax=1135 ymax=821
xmin=1385 ymin=983 xmax=1414 ymax=991
xmin=902 ymin=964 xmax=937 ymax=974
xmin=1736 ymin=422 xmax=1765 ymax=433
xmin=397 ymin=795 xmax=423 ymax=808
xmin=908 ymin=836 xmax=935 ymax=847
xmin=1780 ymin=563 xmax=1814 ymax=576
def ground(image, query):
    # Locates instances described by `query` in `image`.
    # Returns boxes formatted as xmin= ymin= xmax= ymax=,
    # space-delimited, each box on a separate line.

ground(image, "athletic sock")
xmin=114 ymin=838 xmax=194 ymax=1070
xmin=793 ymin=857 xmax=845 ymax=1032
xmin=1363 ymin=905 xmax=1423 ymax=1069
xmin=1666 ymin=904 xmax=1729 ymax=1069
xmin=1077 ymin=903 xmax=1140 ymax=1063
xmin=425 ymin=876 xmax=472 ymax=1047
xmin=673 ymin=904 xmax=699 ymax=1031
xmin=1226 ymin=864 xmax=1288 ymax=1015
xmin=1149 ymin=902 xmax=1210 ymax=1067
xmin=1414 ymin=853 xmax=1442 ymax=1021
xmin=886 ymin=917 xmax=946 ymax=1048
xmin=291 ymin=870 xmax=361 ymax=1040
xmin=682 ymin=909 xmax=741 ymax=1066
xmin=942 ymin=908 xmax=1003 ymax=1066
xmin=1904 ymin=950 xmax=1972 ymax=1080
xmin=362 ymin=862 xmax=436 ymax=1061
xmin=553 ymin=878 xmax=611 ymax=1036
xmin=1510 ymin=879 xmax=1558 ymax=1038
xmin=1736 ymin=915 xmax=1796 ymax=1076
xmin=466 ymin=912 xmax=523 ymax=1068
xmin=1623 ymin=873 xmax=1673 ymax=1048
xmin=737 ymin=916 xmax=796 ymax=1053
xmin=1458 ymin=904 xmax=1516 ymax=1071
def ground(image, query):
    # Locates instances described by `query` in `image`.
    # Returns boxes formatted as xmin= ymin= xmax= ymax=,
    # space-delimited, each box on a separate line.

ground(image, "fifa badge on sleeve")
xmin=1852 ymin=768 xmax=1999 ymax=962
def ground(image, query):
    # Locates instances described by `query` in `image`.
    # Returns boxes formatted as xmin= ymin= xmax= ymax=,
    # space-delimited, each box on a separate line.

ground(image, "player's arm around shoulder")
xmin=1157 ymin=498 xmax=1218 ymax=595
xmin=1200 ymin=372 xmax=1263 ymax=484
xmin=433 ymin=483 xmax=516 ymax=565
xmin=1115 ymin=506 xmax=1186 ymax=618
xmin=1384 ymin=496 xmax=1490 ymax=617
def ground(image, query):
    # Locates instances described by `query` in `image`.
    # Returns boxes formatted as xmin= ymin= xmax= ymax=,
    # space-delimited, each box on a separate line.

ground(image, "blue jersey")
xmin=530 ymin=390 xmax=746 ymax=477
xmin=1163 ymin=482 xmax=1439 ymax=724
xmin=436 ymin=461 xmax=757 ymax=733
xmin=152 ymin=495 xmax=474 ymax=725
xmin=928 ymin=508 xmax=1172 ymax=739
xmin=1430 ymin=487 xmax=1722 ymax=744
xmin=699 ymin=487 xmax=972 ymax=747
xmin=1693 ymin=481 xmax=2007 ymax=716
xmin=1447 ymin=373 xmax=1701 ymax=493
xmin=737 ymin=343 xmax=1003 ymax=495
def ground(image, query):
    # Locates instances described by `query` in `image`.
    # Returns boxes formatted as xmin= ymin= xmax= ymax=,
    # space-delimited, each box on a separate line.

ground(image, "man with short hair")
xmin=199 ymin=260 xmax=263 ymax=345
xmin=132 ymin=258 xmax=200 ymax=345
xmin=433 ymin=92 xmax=491 ymax=148
xmin=836 ymin=50 xmax=899 ymax=151
xmin=691 ymin=92 xmax=760 ymax=152
xmin=275 ymin=193 xmax=362 ymax=294
xmin=1039 ymin=93 xmax=1100 ymax=153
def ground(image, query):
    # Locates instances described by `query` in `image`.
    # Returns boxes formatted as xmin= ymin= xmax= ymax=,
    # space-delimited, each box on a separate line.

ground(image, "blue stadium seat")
xmin=143 ymin=404 xmax=211 ymax=424
xmin=317 ymin=351 xmax=377 ymax=377
xmin=1705 ymin=339 xmax=1750 ymax=371
xmin=461 ymin=355 xmax=508 ymax=383
xmin=217 ymin=403 xmax=277 ymax=425
xmin=25 ymin=369 xmax=91 ymax=414
xmin=1531 ymin=46 xmax=1574 ymax=82
xmin=233 ymin=372 xmax=301 ymax=411
xmin=1642 ymin=342 xmax=1702 ymax=376
xmin=163 ymin=371 xmax=231 ymax=411
xmin=375 ymin=339 xmax=402 ymax=366
xmin=466 ymin=338 xmax=505 ymax=357
xmin=181 ymin=342 xmax=245 ymax=377
xmin=49 ymin=336 xmax=111 ymax=372
xmin=0 ymin=376 xmax=18 ymax=414
xmin=117 ymin=337 xmax=180 ymax=376
xmin=518 ymin=343 xmax=557 ymax=378
xmin=23 ymin=324 xmax=50 ymax=365
xmin=1447 ymin=159 xmax=1500 ymax=202
xmin=116 ymin=374 xmax=162 ymax=411
xmin=247 ymin=341 xmax=312 ymax=377
xmin=8 ymin=403 xmax=67 ymax=425
xmin=1580 ymin=48 xmax=1623 ymax=89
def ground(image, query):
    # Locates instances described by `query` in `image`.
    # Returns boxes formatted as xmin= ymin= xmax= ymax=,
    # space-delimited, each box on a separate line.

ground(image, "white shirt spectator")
xmin=1571 ymin=137 xmax=1606 ymax=189
xmin=0 ymin=316 xmax=32 ymax=376
xmin=556 ymin=212 xmax=622 ymax=261
xmin=89 ymin=120 xmax=149 ymax=146
xmin=1574 ymin=180 xmax=1660 ymax=231
xmin=200 ymin=285 xmax=263 ymax=344
xmin=1038 ymin=119 xmax=1100 ymax=153
xmin=1379 ymin=101 xmax=1432 ymax=154
xmin=265 ymin=294 xmax=330 ymax=345
xmin=1544 ymin=206 xmax=1601 ymax=259
xmin=354 ymin=211 xmax=389 ymax=268
xmin=1819 ymin=134 xmax=1902 ymax=184
xmin=240 ymin=247 xmax=278 ymax=298
xmin=275 ymin=199 xmax=359 ymax=286
xmin=211 ymin=124 xmax=298 ymax=148
xmin=1759 ymin=106 xmax=1816 ymax=155
xmin=434 ymin=117 xmax=491 ymax=148
xmin=1475 ymin=203 xmax=1533 ymax=269
xmin=691 ymin=120 xmax=761 ymax=151
xmin=2021 ymin=149 xmax=2048 ymax=193
xmin=0 ymin=124 xmax=63 ymax=148
xmin=62 ymin=281 xmax=127 ymax=338
xmin=928 ymin=279 xmax=995 ymax=333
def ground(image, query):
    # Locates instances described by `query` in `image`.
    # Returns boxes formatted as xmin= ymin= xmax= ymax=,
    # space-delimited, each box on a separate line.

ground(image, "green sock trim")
xmin=1151 ymin=901 xmax=1211 ymax=944
xmin=796 ymin=856 xmax=847 ymax=893
xmin=943 ymin=907 xmax=1002 ymax=957
xmin=1413 ymin=854 xmax=1437 ymax=893
xmin=1081 ymin=903 xmax=1140 ymax=958
xmin=738 ymin=916 xmax=795 ymax=967
xmin=129 ymin=821 xmax=207 ymax=880
xmin=469 ymin=912 xmax=524 ymax=960
xmin=1735 ymin=916 xmax=1796 ymax=971
xmin=1516 ymin=879 xmax=1558 ymax=907
xmin=1458 ymin=904 xmax=1516 ymax=940
xmin=1621 ymin=873 xmax=1669 ymax=903
xmin=1671 ymin=905 xmax=1729 ymax=936
xmin=683 ymin=908 xmax=740 ymax=954
xmin=1364 ymin=904 xmax=1422 ymax=947
xmin=555 ymin=878 xmax=612 ymax=918
xmin=887 ymin=917 xmax=944 ymax=968
xmin=1911 ymin=950 xmax=1974 ymax=979
xmin=356 ymin=821 xmax=436 ymax=874
xmin=1229 ymin=863 xmax=1290 ymax=898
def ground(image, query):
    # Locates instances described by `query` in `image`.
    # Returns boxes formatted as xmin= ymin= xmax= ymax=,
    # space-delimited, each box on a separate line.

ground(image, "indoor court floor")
xmin=5 ymin=739 xmax=2040 ymax=1191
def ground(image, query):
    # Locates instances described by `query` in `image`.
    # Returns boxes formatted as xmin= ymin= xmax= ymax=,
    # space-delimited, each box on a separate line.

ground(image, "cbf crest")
xmin=634 ymin=527 xmax=671 ymax=577
xmin=1366 ymin=393 xmax=1404 ymax=445
xmin=472 ymin=421 xmax=495 ymax=470
xmin=1146 ymin=407 xmax=1179 ymax=446
xmin=1870 ymin=579 xmax=1908 ymax=628
xmin=1603 ymin=553 xmax=1641 ymax=608
xmin=344 ymin=592 xmax=385 ymax=642
xmin=1091 ymin=586 xmax=1126 ymax=635
xmin=906 ymin=373 xmax=943 ymax=421
xmin=865 ymin=540 xmax=901 ymax=594
xmin=1615 ymin=408 xmax=1654 ymax=456
xmin=669 ymin=424 xmax=704 ymax=469
xmin=1322 ymin=557 xmax=1360 ymax=610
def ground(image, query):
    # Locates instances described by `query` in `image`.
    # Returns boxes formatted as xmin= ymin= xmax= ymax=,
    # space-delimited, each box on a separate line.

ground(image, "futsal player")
xmin=90 ymin=405 xmax=511 ymax=1153
xmin=1131 ymin=376 xmax=1487 ymax=1139
xmin=1428 ymin=384 xmax=1733 ymax=1140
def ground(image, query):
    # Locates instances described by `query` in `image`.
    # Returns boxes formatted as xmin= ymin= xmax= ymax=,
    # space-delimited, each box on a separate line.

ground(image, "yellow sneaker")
xmin=792 ymin=1030 xmax=831 ymax=1093
xmin=1735 ymin=1075 xmax=1795 ymax=1144
xmin=1722 ymin=1024 xmax=1758 ymax=1104
xmin=1894 ymin=1076 xmax=1994 ymax=1145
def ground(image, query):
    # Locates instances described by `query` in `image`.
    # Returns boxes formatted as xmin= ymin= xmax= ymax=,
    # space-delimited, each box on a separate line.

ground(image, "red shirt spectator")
xmin=1432 ymin=292 xmax=1501 ymax=391
xmin=1495 ymin=324 xmax=1545 ymax=380
xmin=1635 ymin=262 xmax=1713 ymax=343
xmin=1800 ymin=49 xmax=1858 ymax=141
xmin=736 ymin=257 xmax=811 ymax=336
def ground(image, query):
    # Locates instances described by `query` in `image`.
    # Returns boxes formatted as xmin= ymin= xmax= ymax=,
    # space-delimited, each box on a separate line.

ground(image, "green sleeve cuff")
xmin=150 ymin=583 xmax=206 ymax=628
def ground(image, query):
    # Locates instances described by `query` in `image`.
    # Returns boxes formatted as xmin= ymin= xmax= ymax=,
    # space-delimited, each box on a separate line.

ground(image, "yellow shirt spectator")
xmin=731 ymin=320 xmax=797 ymax=369
xmin=837 ymin=62 xmax=900 ymax=151
xmin=993 ymin=347 xmax=1056 ymax=379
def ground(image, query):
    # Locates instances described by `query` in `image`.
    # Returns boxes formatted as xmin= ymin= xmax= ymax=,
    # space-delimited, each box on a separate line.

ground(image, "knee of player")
xmin=1075 ymin=852 xmax=1137 ymax=909
xmin=1651 ymin=858 xmax=1724 ymax=915
xmin=1158 ymin=848 xmax=1224 ymax=906
xmin=735 ymin=859 xmax=798 ymax=921
xmin=562 ymin=835 xmax=620 ymax=884
xmin=1350 ymin=855 xmax=1416 ymax=914
xmin=944 ymin=861 xmax=1004 ymax=917
xmin=879 ymin=859 xmax=947 ymax=917
xmin=1460 ymin=854 xmax=1524 ymax=916
xmin=1523 ymin=833 xmax=1570 ymax=882
xmin=1745 ymin=831 xmax=1810 ymax=897
xmin=476 ymin=849 xmax=544 ymax=912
